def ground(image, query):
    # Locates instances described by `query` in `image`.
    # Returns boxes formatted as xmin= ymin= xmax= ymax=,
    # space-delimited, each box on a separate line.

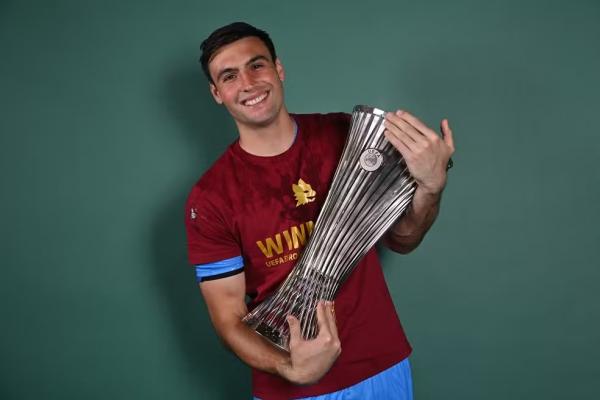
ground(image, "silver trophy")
xmin=243 ymin=105 xmax=416 ymax=351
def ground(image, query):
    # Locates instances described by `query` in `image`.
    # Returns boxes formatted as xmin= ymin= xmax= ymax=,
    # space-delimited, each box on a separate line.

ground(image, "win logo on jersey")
xmin=293 ymin=179 xmax=316 ymax=206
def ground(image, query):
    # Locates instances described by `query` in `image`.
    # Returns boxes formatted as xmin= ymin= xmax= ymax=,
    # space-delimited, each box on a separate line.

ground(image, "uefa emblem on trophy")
xmin=243 ymin=105 xmax=417 ymax=350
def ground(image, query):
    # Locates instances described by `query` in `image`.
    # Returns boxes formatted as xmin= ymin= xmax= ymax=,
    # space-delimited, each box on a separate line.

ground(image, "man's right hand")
xmin=277 ymin=301 xmax=342 ymax=385
xmin=200 ymin=274 xmax=340 ymax=385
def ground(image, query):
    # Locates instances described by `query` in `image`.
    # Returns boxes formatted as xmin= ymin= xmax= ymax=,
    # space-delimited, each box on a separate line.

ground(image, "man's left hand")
xmin=384 ymin=110 xmax=455 ymax=195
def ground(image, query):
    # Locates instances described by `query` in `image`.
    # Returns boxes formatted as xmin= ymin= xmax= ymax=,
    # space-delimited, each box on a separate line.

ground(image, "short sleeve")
xmin=184 ymin=188 xmax=241 ymax=265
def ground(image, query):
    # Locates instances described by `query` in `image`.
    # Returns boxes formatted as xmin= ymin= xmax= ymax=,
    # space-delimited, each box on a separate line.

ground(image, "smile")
xmin=242 ymin=91 xmax=269 ymax=106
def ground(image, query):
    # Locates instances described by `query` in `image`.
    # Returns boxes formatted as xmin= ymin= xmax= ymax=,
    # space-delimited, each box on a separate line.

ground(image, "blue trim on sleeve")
xmin=195 ymin=256 xmax=244 ymax=283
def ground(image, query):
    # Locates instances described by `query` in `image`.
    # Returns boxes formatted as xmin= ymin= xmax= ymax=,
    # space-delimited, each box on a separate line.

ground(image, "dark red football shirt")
xmin=185 ymin=113 xmax=412 ymax=400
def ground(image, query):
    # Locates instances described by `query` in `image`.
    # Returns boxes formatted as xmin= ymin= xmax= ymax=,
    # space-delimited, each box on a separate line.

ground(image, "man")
xmin=185 ymin=22 xmax=454 ymax=400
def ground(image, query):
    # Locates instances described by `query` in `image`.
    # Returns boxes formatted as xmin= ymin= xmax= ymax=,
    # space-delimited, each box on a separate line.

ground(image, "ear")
xmin=275 ymin=58 xmax=285 ymax=82
xmin=209 ymin=82 xmax=223 ymax=104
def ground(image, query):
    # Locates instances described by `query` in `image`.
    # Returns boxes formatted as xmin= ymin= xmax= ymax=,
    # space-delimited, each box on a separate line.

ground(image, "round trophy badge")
xmin=359 ymin=148 xmax=383 ymax=171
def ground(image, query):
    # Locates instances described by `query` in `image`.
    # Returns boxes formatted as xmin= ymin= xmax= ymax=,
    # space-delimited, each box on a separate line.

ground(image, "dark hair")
xmin=199 ymin=22 xmax=277 ymax=83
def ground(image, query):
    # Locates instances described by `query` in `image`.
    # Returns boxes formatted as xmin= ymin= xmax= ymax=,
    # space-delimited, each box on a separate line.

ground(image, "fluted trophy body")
xmin=242 ymin=105 xmax=416 ymax=351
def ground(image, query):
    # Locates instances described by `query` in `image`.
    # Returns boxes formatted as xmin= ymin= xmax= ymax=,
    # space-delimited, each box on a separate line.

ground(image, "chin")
xmin=239 ymin=108 xmax=281 ymax=127
xmin=247 ymin=116 xmax=277 ymax=128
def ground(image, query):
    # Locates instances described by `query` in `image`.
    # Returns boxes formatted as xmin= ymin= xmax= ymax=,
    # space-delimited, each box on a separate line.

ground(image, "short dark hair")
xmin=199 ymin=22 xmax=277 ymax=83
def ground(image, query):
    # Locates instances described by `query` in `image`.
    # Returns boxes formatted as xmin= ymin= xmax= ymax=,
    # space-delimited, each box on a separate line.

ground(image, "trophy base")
xmin=244 ymin=317 xmax=289 ymax=351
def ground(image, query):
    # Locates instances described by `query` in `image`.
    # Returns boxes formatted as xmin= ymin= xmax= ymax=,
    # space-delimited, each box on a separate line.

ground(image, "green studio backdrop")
xmin=1 ymin=0 xmax=599 ymax=399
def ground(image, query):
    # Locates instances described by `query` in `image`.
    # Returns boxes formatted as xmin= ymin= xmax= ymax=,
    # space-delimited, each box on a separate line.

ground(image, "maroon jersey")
xmin=185 ymin=113 xmax=412 ymax=400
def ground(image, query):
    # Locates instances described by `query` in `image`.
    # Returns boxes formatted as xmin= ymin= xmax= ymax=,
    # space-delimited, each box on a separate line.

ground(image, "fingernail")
xmin=396 ymin=110 xmax=404 ymax=115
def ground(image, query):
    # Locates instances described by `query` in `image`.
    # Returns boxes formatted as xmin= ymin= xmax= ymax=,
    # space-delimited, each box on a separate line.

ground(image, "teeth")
xmin=244 ymin=92 xmax=267 ymax=106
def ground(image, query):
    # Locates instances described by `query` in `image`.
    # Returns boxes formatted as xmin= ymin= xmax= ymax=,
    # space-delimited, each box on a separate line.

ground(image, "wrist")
xmin=417 ymin=174 xmax=445 ymax=192
xmin=276 ymin=358 xmax=299 ymax=383
xmin=414 ymin=185 xmax=442 ymax=204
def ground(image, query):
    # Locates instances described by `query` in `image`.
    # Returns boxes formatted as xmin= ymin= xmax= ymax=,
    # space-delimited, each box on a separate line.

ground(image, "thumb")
xmin=287 ymin=315 xmax=302 ymax=343
xmin=440 ymin=118 xmax=455 ymax=150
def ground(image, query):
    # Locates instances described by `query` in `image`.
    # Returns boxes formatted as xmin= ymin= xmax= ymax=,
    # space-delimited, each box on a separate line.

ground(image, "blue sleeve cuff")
xmin=195 ymin=256 xmax=244 ymax=283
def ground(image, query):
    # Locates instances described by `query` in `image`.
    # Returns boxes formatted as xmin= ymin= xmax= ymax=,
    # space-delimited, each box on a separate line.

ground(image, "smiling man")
xmin=185 ymin=22 xmax=454 ymax=400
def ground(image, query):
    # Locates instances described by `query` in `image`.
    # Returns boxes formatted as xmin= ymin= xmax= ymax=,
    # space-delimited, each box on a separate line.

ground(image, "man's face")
xmin=208 ymin=37 xmax=285 ymax=129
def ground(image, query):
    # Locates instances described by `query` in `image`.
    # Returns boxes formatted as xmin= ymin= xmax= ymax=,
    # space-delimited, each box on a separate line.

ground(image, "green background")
xmin=2 ymin=0 xmax=599 ymax=399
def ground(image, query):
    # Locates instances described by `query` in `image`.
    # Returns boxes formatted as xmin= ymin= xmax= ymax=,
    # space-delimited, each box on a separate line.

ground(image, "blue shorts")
xmin=254 ymin=358 xmax=413 ymax=400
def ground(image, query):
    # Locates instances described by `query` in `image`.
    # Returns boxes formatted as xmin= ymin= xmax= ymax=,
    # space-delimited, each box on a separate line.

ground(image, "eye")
xmin=222 ymin=73 xmax=236 ymax=83
xmin=251 ymin=62 xmax=264 ymax=70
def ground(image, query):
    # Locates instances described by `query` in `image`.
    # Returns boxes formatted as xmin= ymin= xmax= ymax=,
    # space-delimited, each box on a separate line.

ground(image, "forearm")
xmin=205 ymin=299 xmax=297 ymax=381
xmin=383 ymin=186 xmax=441 ymax=253
xmin=211 ymin=306 xmax=340 ymax=385
xmin=200 ymin=277 xmax=295 ymax=381
xmin=218 ymin=317 xmax=293 ymax=377
xmin=199 ymin=271 xmax=341 ymax=385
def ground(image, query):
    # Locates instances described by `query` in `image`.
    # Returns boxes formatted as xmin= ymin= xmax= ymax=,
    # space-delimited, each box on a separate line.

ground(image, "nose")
xmin=239 ymin=70 xmax=257 ymax=91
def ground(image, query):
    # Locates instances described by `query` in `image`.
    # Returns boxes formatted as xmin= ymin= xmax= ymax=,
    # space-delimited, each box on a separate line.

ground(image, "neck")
xmin=236 ymin=108 xmax=296 ymax=156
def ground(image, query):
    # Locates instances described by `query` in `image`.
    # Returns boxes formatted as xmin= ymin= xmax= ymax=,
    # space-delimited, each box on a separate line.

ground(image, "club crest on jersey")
xmin=293 ymin=179 xmax=316 ymax=207
xmin=359 ymin=148 xmax=383 ymax=171
xmin=190 ymin=208 xmax=197 ymax=220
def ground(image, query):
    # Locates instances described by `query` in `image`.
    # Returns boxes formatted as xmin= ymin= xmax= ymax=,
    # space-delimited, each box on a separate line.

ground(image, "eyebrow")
xmin=216 ymin=55 xmax=271 ymax=82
